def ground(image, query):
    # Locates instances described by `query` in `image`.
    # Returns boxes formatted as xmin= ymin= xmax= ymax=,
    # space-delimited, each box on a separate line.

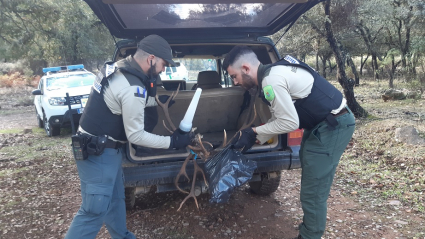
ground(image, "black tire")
xmin=125 ymin=187 xmax=136 ymax=210
xmin=43 ymin=114 xmax=60 ymax=137
xmin=249 ymin=171 xmax=282 ymax=195
xmin=36 ymin=108 xmax=44 ymax=128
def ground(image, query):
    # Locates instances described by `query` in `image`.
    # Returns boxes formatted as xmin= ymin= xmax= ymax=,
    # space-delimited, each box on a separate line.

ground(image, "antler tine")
xmin=238 ymin=104 xmax=257 ymax=131
xmin=171 ymin=83 xmax=180 ymax=100
xmin=237 ymin=88 xmax=259 ymax=131
xmin=177 ymin=159 xmax=208 ymax=211
xmin=221 ymin=129 xmax=227 ymax=148
xmin=174 ymin=154 xmax=193 ymax=194
xmin=196 ymin=134 xmax=210 ymax=159
xmin=155 ymin=90 xmax=178 ymax=132
xmin=223 ymin=104 xmax=257 ymax=148
xmin=162 ymin=120 xmax=174 ymax=134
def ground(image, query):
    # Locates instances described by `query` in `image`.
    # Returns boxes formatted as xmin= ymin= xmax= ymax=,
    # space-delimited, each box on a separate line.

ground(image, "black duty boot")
xmin=293 ymin=235 xmax=303 ymax=239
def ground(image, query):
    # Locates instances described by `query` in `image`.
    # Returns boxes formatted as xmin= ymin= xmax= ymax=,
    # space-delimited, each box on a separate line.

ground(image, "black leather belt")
xmin=333 ymin=107 xmax=349 ymax=117
xmin=325 ymin=107 xmax=349 ymax=130
xmin=105 ymin=139 xmax=123 ymax=149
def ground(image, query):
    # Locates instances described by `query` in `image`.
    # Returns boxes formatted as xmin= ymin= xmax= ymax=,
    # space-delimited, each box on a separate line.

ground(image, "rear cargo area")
xmin=128 ymin=86 xmax=275 ymax=162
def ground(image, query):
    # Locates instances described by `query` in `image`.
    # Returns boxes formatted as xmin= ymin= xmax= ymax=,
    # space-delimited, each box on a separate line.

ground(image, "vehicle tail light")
xmin=287 ymin=129 xmax=303 ymax=146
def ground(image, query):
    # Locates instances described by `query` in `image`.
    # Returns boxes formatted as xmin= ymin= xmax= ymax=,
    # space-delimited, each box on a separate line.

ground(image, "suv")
xmin=160 ymin=63 xmax=189 ymax=81
xmin=32 ymin=65 xmax=96 ymax=136
xmin=84 ymin=0 xmax=321 ymax=208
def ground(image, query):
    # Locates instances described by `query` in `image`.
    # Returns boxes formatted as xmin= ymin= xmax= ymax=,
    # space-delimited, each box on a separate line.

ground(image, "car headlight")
xmin=48 ymin=97 xmax=66 ymax=106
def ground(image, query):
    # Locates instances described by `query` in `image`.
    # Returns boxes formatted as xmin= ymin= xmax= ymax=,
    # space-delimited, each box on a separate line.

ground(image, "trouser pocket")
xmin=82 ymin=184 xmax=112 ymax=215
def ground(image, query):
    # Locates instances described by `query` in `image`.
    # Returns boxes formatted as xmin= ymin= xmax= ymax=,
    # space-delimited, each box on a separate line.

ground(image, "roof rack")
xmin=42 ymin=64 xmax=86 ymax=75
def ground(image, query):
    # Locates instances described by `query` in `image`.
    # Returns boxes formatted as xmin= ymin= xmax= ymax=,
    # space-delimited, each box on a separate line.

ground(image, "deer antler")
xmin=159 ymin=87 xmax=259 ymax=211
xmin=177 ymin=158 xmax=207 ymax=211
xmin=224 ymin=104 xmax=257 ymax=148
xmin=221 ymin=129 xmax=227 ymax=148
xmin=155 ymin=84 xmax=180 ymax=133
xmin=174 ymin=154 xmax=194 ymax=194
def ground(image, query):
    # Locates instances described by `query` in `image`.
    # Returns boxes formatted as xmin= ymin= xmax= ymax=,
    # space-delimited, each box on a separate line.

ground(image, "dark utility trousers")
xmin=298 ymin=107 xmax=355 ymax=239
xmin=65 ymin=148 xmax=135 ymax=239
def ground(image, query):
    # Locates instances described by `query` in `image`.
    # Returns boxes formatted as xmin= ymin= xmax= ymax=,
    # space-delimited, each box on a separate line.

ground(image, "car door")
xmin=35 ymin=78 xmax=44 ymax=116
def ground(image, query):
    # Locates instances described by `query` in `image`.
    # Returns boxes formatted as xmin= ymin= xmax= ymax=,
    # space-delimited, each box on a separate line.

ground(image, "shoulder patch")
xmin=284 ymin=55 xmax=299 ymax=64
xmin=105 ymin=63 xmax=117 ymax=77
xmin=134 ymin=87 xmax=146 ymax=98
xmin=93 ymin=73 xmax=103 ymax=93
xmin=92 ymin=62 xmax=117 ymax=94
xmin=263 ymin=85 xmax=275 ymax=101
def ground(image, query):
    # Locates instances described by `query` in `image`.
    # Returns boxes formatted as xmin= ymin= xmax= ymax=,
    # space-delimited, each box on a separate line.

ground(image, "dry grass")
xmin=0 ymin=72 xmax=40 ymax=88
xmin=332 ymin=78 xmax=425 ymax=215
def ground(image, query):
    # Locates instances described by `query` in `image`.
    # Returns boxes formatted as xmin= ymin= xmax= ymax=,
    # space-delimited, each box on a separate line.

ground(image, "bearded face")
xmin=148 ymin=61 xmax=160 ymax=79
xmin=240 ymin=72 xmax=256 ymax=90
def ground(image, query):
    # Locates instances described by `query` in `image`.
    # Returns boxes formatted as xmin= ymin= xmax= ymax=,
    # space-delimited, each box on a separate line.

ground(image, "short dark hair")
xmin=222 ymin=46 xmax=254 ymax=70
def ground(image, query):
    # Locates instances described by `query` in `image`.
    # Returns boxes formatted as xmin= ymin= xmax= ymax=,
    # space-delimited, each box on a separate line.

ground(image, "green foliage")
xmin=0 ymin=0 xmax=113 ymax=73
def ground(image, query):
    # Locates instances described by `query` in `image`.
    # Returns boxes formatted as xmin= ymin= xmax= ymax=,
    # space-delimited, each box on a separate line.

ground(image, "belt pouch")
xmin=87 ymin=135 xmax=107 ymax=156
xmin=71 ymin=134 xmax=89 ymax=160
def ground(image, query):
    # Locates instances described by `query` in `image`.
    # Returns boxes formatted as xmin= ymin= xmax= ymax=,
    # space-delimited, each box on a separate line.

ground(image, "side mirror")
xmin=32 ymin=89 xmax=42 ymax=95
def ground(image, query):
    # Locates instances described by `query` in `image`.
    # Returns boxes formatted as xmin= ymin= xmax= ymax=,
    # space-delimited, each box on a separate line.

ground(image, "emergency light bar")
xmin=67 ymin=64 xmax=84 ymax=71
xmin=42 ymin=67 xmax=62 ymax=73
xmin=42 ymin=64 xmax=85 ymax=74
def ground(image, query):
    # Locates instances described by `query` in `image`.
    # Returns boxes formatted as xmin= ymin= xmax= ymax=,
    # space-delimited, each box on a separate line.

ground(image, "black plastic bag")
xmin=204 ymin=144 xmax=257 ymax=204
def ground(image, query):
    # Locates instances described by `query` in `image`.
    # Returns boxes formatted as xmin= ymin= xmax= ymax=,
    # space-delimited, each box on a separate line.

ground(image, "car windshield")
xmin=46 ymin=73 xmax=95 ymax=90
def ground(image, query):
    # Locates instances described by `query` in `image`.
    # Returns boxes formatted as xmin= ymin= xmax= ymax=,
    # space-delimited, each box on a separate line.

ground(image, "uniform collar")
xmin=126 ymin=56 xmax=148 ymax=77
xmin=257 ymin=63 xmax=271 ymax=87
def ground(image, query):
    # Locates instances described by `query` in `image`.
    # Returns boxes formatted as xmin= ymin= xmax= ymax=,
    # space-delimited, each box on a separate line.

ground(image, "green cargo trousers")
xmin=298 ymin=107 xmax=355 ymax=239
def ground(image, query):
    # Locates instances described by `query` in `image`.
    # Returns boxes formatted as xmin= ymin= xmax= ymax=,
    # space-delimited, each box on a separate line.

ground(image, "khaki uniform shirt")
xmin=80 ymin=56 xmax=171 ymax=149
xmin=255 ymin=64 xmax=346 ymax=144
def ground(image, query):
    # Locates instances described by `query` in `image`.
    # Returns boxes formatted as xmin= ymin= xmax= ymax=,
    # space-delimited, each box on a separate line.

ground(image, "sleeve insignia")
xmin=263 ymin=85 xmax=275 ymax=101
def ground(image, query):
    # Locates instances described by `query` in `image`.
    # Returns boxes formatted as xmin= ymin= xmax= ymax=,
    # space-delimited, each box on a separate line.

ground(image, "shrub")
xmin=0 ymin=72 xmax=38 ymax=88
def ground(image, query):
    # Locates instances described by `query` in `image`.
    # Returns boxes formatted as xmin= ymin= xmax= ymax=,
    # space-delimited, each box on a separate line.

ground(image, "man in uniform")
xmin=65 ymin=35 xmax=192 ymax=239
xmin=223 ymin=46 xmax=355 ymax=239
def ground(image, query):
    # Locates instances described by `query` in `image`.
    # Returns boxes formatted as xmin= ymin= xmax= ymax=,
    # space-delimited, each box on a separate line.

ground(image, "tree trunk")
xmin=360 ymin=54 xmax=369 ymax=76
xmin=356 ymin=22 xmax=382 ymax=80
xmin=320 ymin=56 xmax=327 ymax=78
xmin=372 ymin=55 xmax=379 ymax=80
xmin=328 ymin=59 xmax=336 ymax=74
xmin=315 ymin=38 xmax=320 ymax=72
xmin=316 ymin=52 xmax=319 ymax=72
xmin=323 ymin=0 xmax=367 ymax=118
xmin=388 ymin=54 xmax=401 ymax=88
xmin=346 ymin=53 xmax=359 ymax=86
xmin=389 ymin=54 xmax=395 ymax=88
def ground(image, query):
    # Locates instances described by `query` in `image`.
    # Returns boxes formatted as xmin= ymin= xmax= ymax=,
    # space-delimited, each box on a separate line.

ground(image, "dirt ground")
xmin=0 ymin=85 xmax=424 ymax=239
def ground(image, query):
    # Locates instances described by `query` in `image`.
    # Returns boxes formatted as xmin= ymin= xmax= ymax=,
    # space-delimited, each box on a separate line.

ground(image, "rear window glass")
xmin=110 ymin=3 xmax=293 ymax=30
xmin=178 ymin=58 xmax=216 ymax=82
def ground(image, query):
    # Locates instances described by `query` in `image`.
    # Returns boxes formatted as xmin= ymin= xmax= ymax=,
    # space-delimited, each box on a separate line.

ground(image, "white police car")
xmin=32 ymin=64 xmax=95 ymax=136
xmin=159 ymin=63 xmax=189 ymax=81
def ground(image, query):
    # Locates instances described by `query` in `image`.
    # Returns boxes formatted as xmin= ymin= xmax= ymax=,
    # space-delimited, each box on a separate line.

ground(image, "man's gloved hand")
xmin=169 ymin=129 xmax=193 ymax=150
xmin=233 ymin=127 xmax=257 ymax=153
xmin=158 ymin=95 xmax=175 ymax=108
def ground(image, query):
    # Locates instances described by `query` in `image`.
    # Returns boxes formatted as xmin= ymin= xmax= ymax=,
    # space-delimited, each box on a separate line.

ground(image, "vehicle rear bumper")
xmin=122 ymin=148 xmax=301 ymax=188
